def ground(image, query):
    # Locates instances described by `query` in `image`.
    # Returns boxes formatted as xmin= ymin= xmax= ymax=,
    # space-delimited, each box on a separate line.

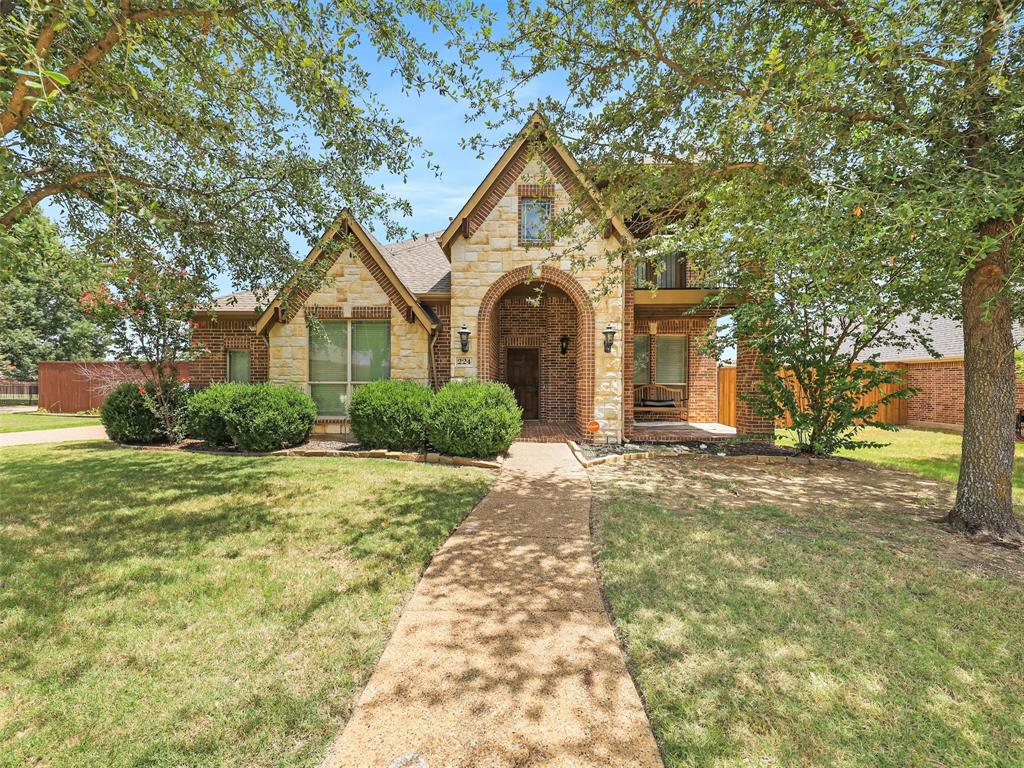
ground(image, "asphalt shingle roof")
xmin=859 ymin=314 xmax=1024 ymax=362
xmin=209 ymin=290 xmax=262 ymax=313
xmin=209 ymin=230 xmax=452 ymax=320
xmin=380 ymin=233 xmax=451 ymax=295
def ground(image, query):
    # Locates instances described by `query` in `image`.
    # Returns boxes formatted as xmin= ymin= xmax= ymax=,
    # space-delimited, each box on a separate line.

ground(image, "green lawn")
xmin=0 ymin=411 xmax=101 ymax=433
xmin=780 ymin=426 xmax=1024 ymax=497
xmin=0 ymin=443 xmax=492 ymax=767
xmin=592 ymin=456 xmax=1024 ymax=767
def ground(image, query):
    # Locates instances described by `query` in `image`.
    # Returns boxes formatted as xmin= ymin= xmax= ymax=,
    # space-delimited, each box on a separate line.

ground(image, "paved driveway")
xmin=322 ymin=442 xmax=663 ymax=768
xmin=0 ymin=425 xmax=108 ymax=447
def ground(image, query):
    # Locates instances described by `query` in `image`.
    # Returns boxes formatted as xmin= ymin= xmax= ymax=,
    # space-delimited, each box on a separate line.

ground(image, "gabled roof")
xmin=382 ymin=233 xmax=451 ymax=295
xmin=858 ymin=314 xmax=1024 ymax=362
xmin=254 ymin=212 xmax=436 ymax=336
xmin=438 ymin=111 xmax=633 ymax=258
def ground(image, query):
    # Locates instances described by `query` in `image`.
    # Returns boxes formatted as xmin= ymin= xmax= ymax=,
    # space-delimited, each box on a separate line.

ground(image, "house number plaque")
xmin=455 ymin=356 xmax=473 ymax=367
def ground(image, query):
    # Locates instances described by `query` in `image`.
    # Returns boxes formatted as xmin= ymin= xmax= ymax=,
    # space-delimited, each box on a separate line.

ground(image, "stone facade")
xmin=450 ymin=158 xmax=624 ymax=440
xmin=267 ymin=252 xmax=430 ymax=388
xmin=198 ymin=125 xmax=773 ymax=444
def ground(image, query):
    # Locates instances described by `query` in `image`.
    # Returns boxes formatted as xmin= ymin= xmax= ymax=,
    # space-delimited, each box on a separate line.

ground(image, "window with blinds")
xmin=654 ymin=335 xmax=688 ymax=385
xmin=309 ymin=320 xmax=390 ymax=416
xmin=633 ymin=335 xmax=650 ymax=384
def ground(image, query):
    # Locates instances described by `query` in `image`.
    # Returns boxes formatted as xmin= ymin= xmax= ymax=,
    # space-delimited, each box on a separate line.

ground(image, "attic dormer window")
xmin=519 ymin=197 xmax=552 ymax=245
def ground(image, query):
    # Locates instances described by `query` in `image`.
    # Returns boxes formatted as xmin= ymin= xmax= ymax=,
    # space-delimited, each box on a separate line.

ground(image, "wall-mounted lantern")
xmin=458 ymin=322 xmax=471 ymax=353
xmin=602 ymin=324 xmax=617 ymax=353
xmin=560 ymin=335 xmax=570 ymax=355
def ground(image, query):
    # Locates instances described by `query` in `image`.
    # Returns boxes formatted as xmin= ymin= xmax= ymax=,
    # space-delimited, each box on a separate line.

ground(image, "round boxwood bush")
xmin=222 ymin=383 xmax=316 ymax=452
xmin=350 ymin=379 xmax=432 ymax=451
xmin=100 ymin=379 xmax=187 ymax=444
xmin=426 ymin=380 xmax=523 ymax=458
xmin=186 ymin=382 xmax=245 ymax=446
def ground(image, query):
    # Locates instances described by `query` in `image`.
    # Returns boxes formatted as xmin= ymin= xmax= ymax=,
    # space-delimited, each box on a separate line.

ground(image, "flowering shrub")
xmin=100 ymin=379 xmax=188 ymax=444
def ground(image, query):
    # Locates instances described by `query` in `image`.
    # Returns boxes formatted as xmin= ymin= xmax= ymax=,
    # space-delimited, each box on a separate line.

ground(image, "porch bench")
xmin=634 ymin=384 xmax=687 ymax=415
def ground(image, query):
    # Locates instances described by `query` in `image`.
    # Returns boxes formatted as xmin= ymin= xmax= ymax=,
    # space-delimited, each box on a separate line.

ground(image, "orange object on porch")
xmin=587 ymin=420 xmax=600 ymax=433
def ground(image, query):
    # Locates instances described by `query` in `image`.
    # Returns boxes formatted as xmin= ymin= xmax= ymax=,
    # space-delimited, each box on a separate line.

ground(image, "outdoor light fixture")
xmin=602 ymin=324 xmax=617 ymax=353
xmin=458 ymin=322 xmax=471 ymax=353
xmin=560 ymin=335 xmax=570 ymax=355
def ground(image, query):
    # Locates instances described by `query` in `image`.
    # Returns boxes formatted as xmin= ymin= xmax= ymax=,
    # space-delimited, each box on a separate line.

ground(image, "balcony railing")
xmin=634 ymin=254 xmax=731 ymax=290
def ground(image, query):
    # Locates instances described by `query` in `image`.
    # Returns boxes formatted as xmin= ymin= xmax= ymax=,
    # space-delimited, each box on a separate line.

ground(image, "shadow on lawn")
xmin=0 ymin=443 xmax=490 ymax=672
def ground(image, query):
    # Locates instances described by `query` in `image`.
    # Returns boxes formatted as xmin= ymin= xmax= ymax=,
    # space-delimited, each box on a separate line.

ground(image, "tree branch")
xmin=2 ymin=3 xmax=247 ymax=137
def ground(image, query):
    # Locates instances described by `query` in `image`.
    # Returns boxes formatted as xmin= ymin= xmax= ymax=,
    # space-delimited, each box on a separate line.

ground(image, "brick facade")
xmin=476 ymin=264 xmax=597 ymax=438
xmin=425 ymin=301 xmax=451 ymax=389
xmin=190 ymin=316 xmax=269 ymax=388
xmin=904 ymin=360 xmax=966 ymax=427
xmin=631 ymin=310 xmax=719 ymax=423
xmin=899 ymin=358 xmax=1024 ymax=429
xmin=496 ymin=287 xmax=577 ymax=422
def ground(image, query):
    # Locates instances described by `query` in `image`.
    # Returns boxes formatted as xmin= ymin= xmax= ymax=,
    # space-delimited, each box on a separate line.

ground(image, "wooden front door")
xmin=506 ymin=348 xmax=539 ymax=419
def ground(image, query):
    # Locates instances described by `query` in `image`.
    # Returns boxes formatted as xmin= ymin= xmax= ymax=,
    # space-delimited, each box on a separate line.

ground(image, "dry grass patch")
xmin=591 ymin=455 xmax=1024 ymax=767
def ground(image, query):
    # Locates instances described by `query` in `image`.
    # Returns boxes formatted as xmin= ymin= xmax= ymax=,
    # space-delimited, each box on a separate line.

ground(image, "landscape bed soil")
xmin=580 ymin=439 xmax=802 ymax=460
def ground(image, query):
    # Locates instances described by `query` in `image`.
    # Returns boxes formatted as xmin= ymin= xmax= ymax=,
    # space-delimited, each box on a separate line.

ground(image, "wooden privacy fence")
xmin=717 ymin=363 xmax=908 ymax=429
xmin=718 ymin=365 xmax=737 ymax=427
xmin=37 ymin=361 xmax=191 ymax=413
xmin=0 ymin=379 xmax=38 ymax=405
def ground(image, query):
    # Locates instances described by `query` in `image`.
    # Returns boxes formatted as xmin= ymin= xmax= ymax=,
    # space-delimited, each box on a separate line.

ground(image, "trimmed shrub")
xmin=186 ymin=382 xmax=245 ymax=446
xmin=100 ymin=379 xmax=187 ymax=444
xmin=350 ymin=379 xmax=432 ymax=451
xmin=426 ymin=380 xmax=522 ymax=458
xmin=222 ymin=383 xmax=316 ymax=452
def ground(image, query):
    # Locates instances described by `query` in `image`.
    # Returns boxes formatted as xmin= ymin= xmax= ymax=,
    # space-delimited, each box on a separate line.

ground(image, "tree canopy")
xmin=478 ymin=0 xmax=1023 ymax=540
xmin=0 ymin=212 xmax=108 ymax=379
xmin=1 ymin=0 xmax=492 ymax=297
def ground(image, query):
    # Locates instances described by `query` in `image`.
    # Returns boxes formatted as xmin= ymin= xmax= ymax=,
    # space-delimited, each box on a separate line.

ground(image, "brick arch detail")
xmin=477 ymin=265 xmax=595 ymax=437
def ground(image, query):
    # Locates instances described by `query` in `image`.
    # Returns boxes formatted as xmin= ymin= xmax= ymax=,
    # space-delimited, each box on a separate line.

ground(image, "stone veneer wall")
xmin=496 ymin=288 xmax=577 ymax=422
xmin=450 ymin=157 xmax=624 ymax=440
xmin=632 ymin=310 xmax=718 ymax=423
xmin=190 ymin=316 xmax=269 ymax=388
xmin=267 ymin=250 xmax=430 ymax=391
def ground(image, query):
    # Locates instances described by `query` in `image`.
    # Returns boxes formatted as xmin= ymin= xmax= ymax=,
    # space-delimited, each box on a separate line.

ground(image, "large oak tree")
xmin=1 ymin=0 xmax=490 ymax=296
xmin=480 ymin=0 xmax=1023 ymax=540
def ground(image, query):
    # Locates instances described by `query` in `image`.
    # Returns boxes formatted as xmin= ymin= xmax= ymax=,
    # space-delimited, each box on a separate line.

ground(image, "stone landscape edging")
xmin=566 ymin=440 xmax=652 ymax=467
xmin=119 ymin=441 xmax=503 ymax=469
xmin=567 ymin=440 xmax=849 ymax=468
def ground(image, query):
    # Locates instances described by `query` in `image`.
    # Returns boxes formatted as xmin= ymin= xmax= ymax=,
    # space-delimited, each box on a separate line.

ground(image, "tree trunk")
xmin=946 ymin=218 xmax=1022 ymax=541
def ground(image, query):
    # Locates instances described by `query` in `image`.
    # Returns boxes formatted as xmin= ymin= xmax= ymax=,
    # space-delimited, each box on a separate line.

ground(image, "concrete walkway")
xmin=323 ymin=442 xmax=663 ymax=768
xmin=0 ymin=425 xmax=107 ymax=447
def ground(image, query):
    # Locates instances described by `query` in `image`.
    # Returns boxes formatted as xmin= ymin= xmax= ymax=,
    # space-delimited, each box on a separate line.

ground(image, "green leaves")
xmin=2 ymin=0 xmax=490 ymax=297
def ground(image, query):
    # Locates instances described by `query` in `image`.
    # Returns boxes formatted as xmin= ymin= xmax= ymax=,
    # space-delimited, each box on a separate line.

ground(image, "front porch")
xmin=629 ymin=420 xmax=737 ymax=443
xmin=517 ymin=420 xmax=579 ymax=443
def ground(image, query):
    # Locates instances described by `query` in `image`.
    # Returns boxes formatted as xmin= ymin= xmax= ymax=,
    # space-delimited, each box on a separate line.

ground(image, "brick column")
xmin=735 ymin=339 xmax=775 ymax=438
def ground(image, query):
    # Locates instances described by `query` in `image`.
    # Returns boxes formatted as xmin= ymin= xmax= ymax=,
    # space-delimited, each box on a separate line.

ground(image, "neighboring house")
xmin=192 ymin=113 xmax=771 ymax=443
xmin=861 ymin=314 xmax=1024 ymax=431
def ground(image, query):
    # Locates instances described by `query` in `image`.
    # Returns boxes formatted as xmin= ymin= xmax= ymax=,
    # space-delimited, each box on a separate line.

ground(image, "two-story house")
xmin=191 ymin=113 xmax=773 ymax=443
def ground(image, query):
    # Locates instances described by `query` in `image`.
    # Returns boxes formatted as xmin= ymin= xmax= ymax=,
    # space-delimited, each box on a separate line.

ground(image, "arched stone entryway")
xmin=477 ymin=265 xmax=595 ymax=437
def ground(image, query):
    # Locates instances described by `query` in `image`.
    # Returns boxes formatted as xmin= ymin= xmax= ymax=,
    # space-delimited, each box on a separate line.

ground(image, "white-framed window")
xmin=309 ymin=320 xmax=390 ymax=417
xmin=519 ymin=197 xmax=552 ymax=244
xmin=633 ymin=335 xmax=650 ymax=384
xmin=227 ymin=350 xmax=251 ymax=383
xmin=654 ymin=335 xmax=688 ymax=385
